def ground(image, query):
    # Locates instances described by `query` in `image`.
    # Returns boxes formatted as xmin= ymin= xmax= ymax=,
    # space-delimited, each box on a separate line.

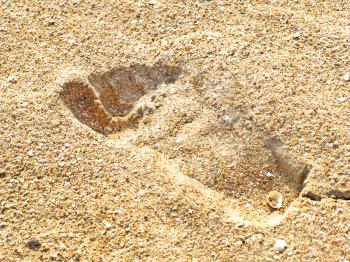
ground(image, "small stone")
xmin=343 ymin=73 xmax=350 ymax=82
xmin=27 ymin=239 xmax=41 ymax=250
xmin=274 ymin=239 xmax=288 ymax=253
xmin=27 ymin=149 xmax=34 ymax=157
xmin=293 ymin=27 xmax=301 ymax=38
xmin=234 ymin=238 xmax=244 ymax=246
xmin=104 ymin=222 xmax=112 ymax=229
xmin=265 ymin=172 xmax=274 ymax=178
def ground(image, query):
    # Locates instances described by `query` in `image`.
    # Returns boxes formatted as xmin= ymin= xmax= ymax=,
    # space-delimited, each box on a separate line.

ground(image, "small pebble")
xmin=27 ymin=239 xmax=41 ymax=250
xmin=105 ymin=222 xmax=112 ymax=229
xmin=234 ymin=238 xmax=244 ymax=246
xmin=27 ymin=149 xmax=34 ymax=157
xmin=293 ymin=27 xmax=301 ymax=38
xmin=343 ymin=73 xmax=350 ymax=82
xmin=274 ymin=239 xmax=288 ymax=253
xmin=265 ymin=172 xmax=274 ymax=178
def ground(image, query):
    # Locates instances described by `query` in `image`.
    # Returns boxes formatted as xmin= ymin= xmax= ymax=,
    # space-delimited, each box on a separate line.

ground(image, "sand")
xmin=0 ymin=0 xmax=349 ymax=261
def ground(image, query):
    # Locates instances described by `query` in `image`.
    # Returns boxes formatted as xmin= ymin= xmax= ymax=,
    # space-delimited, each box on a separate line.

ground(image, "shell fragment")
xmin=267 ymin=191 xmax=283 ymax=209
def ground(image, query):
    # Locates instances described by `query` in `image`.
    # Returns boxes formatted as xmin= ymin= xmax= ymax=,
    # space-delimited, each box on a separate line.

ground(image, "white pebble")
xmin=27 ymin=149 xmax=34 ymax=157
xmin=234 ymin=238 xmax=244 ymax=246
xmin=265 ymin=172 xmax=274 ymax=177
xmin=274 ymin=239 xmax=288 ymax=253
xmin=293 ymin=27 xmax=301 ymax=38
xmin=343 ymin=73 xmax=350 ymax=82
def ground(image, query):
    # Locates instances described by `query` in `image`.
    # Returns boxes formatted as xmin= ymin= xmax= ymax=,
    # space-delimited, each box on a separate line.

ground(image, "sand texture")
xmin=0 ymin=0 xmax=349 ymax=261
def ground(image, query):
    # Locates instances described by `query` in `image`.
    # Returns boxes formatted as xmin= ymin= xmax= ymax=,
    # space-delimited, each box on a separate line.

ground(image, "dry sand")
xmin=0 ymin=0 xmax=349 ymax=261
